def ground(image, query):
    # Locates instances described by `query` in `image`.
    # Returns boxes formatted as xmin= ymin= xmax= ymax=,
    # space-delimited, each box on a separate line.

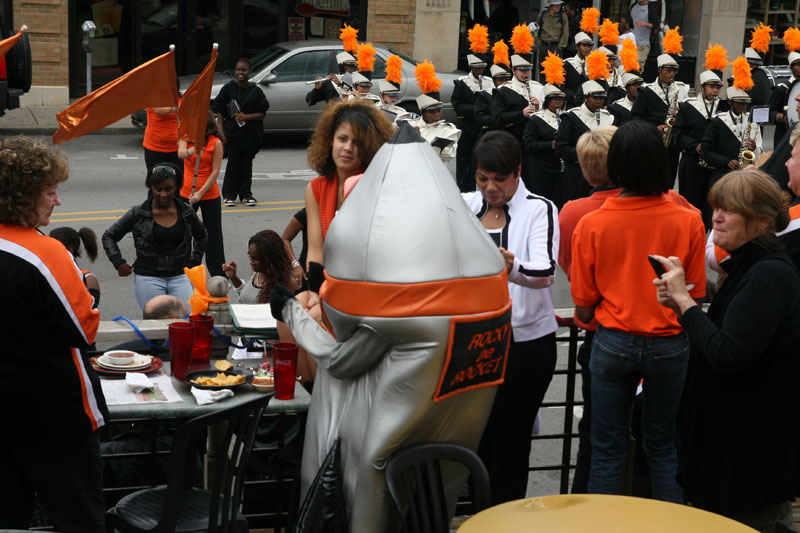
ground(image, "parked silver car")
xmin=132 ymin=40 xmax=463 ymax=133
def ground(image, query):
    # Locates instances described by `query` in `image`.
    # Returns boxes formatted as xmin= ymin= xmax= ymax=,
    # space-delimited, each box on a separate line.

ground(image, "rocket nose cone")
xmin=389 ymin=121 xmax=426 ymax=145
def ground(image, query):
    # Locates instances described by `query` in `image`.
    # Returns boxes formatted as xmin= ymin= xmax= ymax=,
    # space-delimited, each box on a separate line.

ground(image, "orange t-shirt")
xmin=311 ymin=175 xmax=338 ymax=240
xmin=143 ymin=106 xmax=179 ymax=153
xmin=570 ymin=193 xmax=707 ymax=336
xmin=180 ymin=135 xmax=221 ymax=200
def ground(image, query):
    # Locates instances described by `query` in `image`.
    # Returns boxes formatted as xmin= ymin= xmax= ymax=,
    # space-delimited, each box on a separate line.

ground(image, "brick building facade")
xmin=14 ymin=0 xmax=69 ymax=105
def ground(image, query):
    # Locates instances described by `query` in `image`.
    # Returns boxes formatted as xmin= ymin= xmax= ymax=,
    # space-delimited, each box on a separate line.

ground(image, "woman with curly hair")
xmin=303 ymin=99 xmax=393 ymax=303
xmin=222 ymin=229 xmax=317 ymax=383
xmin=0 ymin=136 xmax=105 ymax=532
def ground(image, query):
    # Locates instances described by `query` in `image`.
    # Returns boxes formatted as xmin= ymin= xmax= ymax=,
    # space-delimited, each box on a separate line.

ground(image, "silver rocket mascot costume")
xmin=274 ymin=123 xmax=512 ymax=532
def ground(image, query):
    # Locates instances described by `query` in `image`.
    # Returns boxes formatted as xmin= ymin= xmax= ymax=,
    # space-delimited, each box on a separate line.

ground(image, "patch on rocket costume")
xmin=434 ymin=301 xmax=512 ymax=402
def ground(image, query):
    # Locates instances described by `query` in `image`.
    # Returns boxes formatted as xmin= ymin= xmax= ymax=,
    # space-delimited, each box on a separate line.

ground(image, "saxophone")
xmin=738 ymin=120 xmax=755 ymax=168
xmin=663 ymin=91 xmax=679 ymax=148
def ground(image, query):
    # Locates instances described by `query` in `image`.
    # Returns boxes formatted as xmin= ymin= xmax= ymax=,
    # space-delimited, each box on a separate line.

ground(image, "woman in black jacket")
xmin=652 ymin=169 xmax=800 ymax=532
xmin=213 ymin=57 xmax=269 ymax=207
xmin=102 ymin=163 xmax=208 ymax=314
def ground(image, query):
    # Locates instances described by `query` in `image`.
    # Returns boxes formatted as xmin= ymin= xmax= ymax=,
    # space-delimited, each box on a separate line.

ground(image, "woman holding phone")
xmin=461 ymin=130 xmax=560 ymax=504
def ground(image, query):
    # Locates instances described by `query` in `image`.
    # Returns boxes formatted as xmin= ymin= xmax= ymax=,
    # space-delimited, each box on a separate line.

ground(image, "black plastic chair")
xmin=385 ymin=442 xmax=491 ymax=533
xmin=106 ymin=393 xmax=273 ymax=533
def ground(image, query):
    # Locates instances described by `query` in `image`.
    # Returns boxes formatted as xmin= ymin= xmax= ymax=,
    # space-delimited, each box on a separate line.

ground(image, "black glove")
xmin=307 ymin=261 xmax=325 ymax=294
xmin=269 ymin=283 xmax=295 ymax=321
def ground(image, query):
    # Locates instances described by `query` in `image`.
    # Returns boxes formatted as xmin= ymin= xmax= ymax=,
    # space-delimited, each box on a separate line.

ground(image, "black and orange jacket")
xmin=0 ymin=224 xmax=105 ymax=440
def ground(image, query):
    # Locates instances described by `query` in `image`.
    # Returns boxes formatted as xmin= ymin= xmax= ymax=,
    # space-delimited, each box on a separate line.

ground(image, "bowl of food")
xmin=252 ymin=374 xmax=275 ymax=393
xmin=103 ymin=350 xmax=136 ymax=366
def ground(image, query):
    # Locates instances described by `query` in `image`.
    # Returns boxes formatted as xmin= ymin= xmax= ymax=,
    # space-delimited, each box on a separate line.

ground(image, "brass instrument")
xmin=663 ymin=92 xmax=679 ymax=148
xmin=738 ymin=119 xmax=755 ymax=168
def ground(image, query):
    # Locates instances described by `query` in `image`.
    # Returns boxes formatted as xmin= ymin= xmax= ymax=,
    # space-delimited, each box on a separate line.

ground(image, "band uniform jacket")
xmin=474 ymin=87 xmax=498 ymax=134
xmin=306 ymin=78 xmax=342 ymax=106
xmin=608 ymin=96 xmax=635 ymax=125
xmin=556 ymin=104 xmax=614 ymax=201
xmin=631 ymin=80 xmax=690 ymax=126
xmin=701 ymin=110 xmax=763 ymax=182
xmin=452 ymin=73 xmax=492 ymax=132
xmin=673 ymin=95 xmax=721 ymax=217
xmin=492 ymin=77 xmax=545 ymax=141
xmin=768 ymin=74 xmax=798 ymax=145
xmin=523 ymin=109 xmax=562 ymax=174
xmin=408 ymin=117 xmax=461 ymax=161
xmin=563 ymin=55 xmax=588 ymax=105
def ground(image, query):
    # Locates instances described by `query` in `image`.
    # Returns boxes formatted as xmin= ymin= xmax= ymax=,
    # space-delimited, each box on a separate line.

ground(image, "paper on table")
xmin=229 ymin=304 xmax=277 ymax=330
xmin=101 ymin=372 xmax=183 ymax=405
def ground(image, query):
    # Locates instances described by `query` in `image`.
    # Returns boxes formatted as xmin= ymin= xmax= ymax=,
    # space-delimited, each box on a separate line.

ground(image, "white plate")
xmin=97 ymin=353 xmax=153 ymax=370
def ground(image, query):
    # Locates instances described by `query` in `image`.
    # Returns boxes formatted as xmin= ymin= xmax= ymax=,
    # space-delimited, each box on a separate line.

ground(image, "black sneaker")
xmin=244 ymin=196 xmax=257 ymax=206
xmin=224 ymin=198 xmax=236 ymax=207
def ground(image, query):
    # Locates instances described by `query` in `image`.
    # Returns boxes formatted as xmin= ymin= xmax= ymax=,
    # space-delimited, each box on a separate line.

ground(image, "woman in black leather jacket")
xmin=102 ymin=163 xmax=207 ymax=314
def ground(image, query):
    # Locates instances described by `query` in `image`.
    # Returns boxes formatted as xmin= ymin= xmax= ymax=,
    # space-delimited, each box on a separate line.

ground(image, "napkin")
xmin=126 ymin=372 xmax=154 ymax=393
xmin=191 ymin=387 xmax=234 ymax=405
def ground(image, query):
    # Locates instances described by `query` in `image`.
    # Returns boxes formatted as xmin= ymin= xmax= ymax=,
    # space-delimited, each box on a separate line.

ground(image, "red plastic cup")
xmin=169 ymin=322 xmax=194 ymax=380
xmin=189 ymin=314 xmax=214 ymax=366
xmin=272 ymin=342 xmax=298 ymax=400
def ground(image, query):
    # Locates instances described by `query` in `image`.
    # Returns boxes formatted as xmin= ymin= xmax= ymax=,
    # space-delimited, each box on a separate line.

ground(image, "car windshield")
xmin=389 ymin=49 xmax=418 ymax=66
xmin=250 ymin=45 xmax=288 ymax=73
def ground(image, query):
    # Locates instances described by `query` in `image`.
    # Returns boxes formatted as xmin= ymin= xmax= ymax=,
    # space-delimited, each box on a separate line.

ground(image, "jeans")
xmin=571 ymin=330 xmax=594 ymax=493
xmin=588 ymin=325 xmax=688 ymax=503
xmin=134 ymin=273 xmax=193 ymax=315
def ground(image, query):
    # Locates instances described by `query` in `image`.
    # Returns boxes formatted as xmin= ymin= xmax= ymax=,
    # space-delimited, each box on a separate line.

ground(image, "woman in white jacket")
xmin=462 ymin=130 xmax=560 ymax=504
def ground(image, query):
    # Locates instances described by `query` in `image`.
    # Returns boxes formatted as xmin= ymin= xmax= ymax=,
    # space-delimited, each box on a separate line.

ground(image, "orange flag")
xmin=53 ymin=50 xmax=178 ymax=144
xmin=178 ymin=45 xmax=218 ymax=149
xmin=0 ymin=27 xmax=25 ymax=60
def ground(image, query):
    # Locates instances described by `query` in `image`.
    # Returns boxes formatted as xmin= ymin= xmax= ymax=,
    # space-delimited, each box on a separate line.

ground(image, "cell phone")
xmin=648 ymin=255 xmax=666 ymax=279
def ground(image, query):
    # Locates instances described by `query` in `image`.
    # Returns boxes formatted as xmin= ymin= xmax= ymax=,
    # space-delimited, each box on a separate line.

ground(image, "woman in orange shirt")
xmin=302 ymin=100 xmax=393 ymax=305
xmin=143 ymin=83 xmax=181 ymax=176
xmin=178 ymin=112 xmax=225 ymax=277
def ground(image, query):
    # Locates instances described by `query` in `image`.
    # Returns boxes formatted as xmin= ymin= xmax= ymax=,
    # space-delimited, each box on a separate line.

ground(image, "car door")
xmin=259 ymin=48 xmax=333 ymax=132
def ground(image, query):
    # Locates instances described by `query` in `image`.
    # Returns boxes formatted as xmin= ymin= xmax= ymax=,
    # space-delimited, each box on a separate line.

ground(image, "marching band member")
xmin=378 ymin=81 xmax=414 ymax=124
xmin=556 ymin=80 xmax=613 ymax=202
xmin=601 ymin=46 xmax=626 ymax=103
xmin=453 ymin=53 xmax=492 ymax=191
xmin=700 ymin=85 xmax=762 ymax=187
xmin=409 ymin=62 xmax=461 ymax=162
xmin=491 ymin=54 xmax=543 ymax=143
xmin=475 ymin=64 xmax=512 ymax=135
xmin=726 ymin=47 xmax=771 ymax=107
xmin=769 ymin=51 xmax=800 ymax=147
xmin=306 ymin=52 xmax=358 ymax=106
xmin=344 ymin=72 xmax=381 ymax=103
xmin=608 ymin=72 xmax=643 ymax=125
xmin=563 ymin=31 xmax=593 ymax=105
xmin=673 ymin=70 xmax=723 ymax=225
xmin=523 ymin=84 xmax=566 ymax=206
xmin=631 ymin=53 xmax=689 ymax=184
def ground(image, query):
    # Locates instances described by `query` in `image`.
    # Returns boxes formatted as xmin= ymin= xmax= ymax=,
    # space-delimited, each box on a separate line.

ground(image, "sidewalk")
xmin=0 ymin=105 xmax=139 ymax=136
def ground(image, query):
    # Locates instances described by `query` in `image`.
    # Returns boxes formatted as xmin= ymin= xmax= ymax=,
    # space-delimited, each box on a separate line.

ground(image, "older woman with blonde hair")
xmin=0 ymin=136 xmax=105 ymax=531
xmin=653 ymin=169 xmax=800 ymax=531
xmin=299 ymin=99 xmax=393 ymax=306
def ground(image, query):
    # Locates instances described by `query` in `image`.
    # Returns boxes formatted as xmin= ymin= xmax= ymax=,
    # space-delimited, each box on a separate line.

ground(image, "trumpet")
xmin=738 ymin=121 xmax=755 ymax=168
xmin=663 ymin=92 xmax=679 ymax=148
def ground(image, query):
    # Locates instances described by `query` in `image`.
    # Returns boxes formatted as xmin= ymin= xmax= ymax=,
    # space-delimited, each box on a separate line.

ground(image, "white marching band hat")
xmin=727 ymin=87 xmax=752 ymax=102
xmin=379 ymin=80 xmax=401 ymax=94
xmin=657 ymin=53 xmax=679 ymax=68
xmin=582 ymin=80 xmax=607 ymax=97
xmin=543 ymin=84 xmax=566 ymax=99
xmin=575 ymin=31 xmax=593 ymax=45
xmin=510 ymin=54 xmax=533 ymax=69
xmin=744 ymin=47 xmax=763 ymax=65
xmin=490 ymin=64 xmax=512 ymax=78
xmin=416 ymin=93 xmax=443 ymax=111
xmin=336 ymin=51 xmax=357 ymax=65
xmin=467 ymin=54 xmax=487 ymax=68
xmin=621 ymin=72 xmax=643 ymax=86
xmin=699 ymin=70 xmax=723 ymax=86
xmin=352 ymin=72 xmax=372 ymax=87
xmin=790 ymin=51 xmax=800 ymax=66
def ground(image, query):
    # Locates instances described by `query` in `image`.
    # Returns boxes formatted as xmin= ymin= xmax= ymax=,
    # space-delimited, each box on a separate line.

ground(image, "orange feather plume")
xmin=750 ymin=22 xmax=773 ymax=54
xmin=620 ymin=38 xmax=639 ymax=72
xmin=732 ymin=56 xmax=754 ymax=91
xmin=586 ymin=49 xmax=609 ymax=81
xmin=356 ymin=42 xmax=376 ymax=72
xmin=784 ymin=27 xmax=800 ymax=52
xmin=704 ymin=44 xmax=728 ymax=71
xmin=662 ymin=27 xmax=683 ymax=54
xmin=580 ymin=7 xmax=600 ymax=35
xmin=598 ymin=19 xmax=619 ymax=46
xmin=415 ymin=60 xmax=442 ymax=95
xmin=510 ymin=24 xmax=534 ymax=54
xmin=541 ymin=51 xmax=565 ymax=86
xmin=339 ymin=24 xmax=358 ymax=54
xmin=385 ymin=54 xmax=402 ymax=85
xmin=492 ymin=40 xmax=510 ymax=67
xmin=468 ymin=24 xmax=490 ymax=54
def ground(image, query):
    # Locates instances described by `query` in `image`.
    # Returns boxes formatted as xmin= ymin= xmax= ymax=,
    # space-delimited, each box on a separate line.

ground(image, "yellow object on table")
xmin=458 ymin=494 xmax=757 ymax=532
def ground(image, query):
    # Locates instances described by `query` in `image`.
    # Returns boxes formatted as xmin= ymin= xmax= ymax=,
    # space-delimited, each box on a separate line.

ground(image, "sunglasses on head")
xmin=152 ymin=165 xmax=177 ymax=176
